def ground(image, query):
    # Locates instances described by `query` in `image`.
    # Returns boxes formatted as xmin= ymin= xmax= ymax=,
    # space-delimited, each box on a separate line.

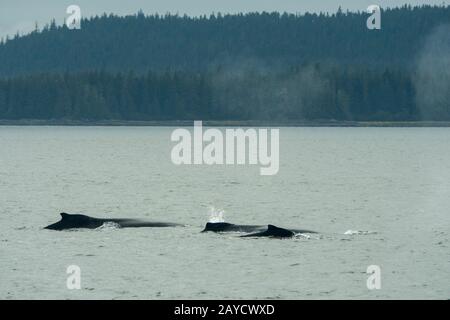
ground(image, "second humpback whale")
xmin=241 ymin=225 xmax=296 ymax=238
xmin=44 ymin=213 xmax=183 ymax=230
xmin=202 ymin=222 xmax=317 ymax=236
xmin=202 ymin=222 xmax=266 ymax=233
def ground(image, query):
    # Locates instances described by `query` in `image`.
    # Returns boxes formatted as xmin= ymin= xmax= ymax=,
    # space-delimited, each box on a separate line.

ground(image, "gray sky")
xmin=0 ymin=0 xmax=448 ymax=39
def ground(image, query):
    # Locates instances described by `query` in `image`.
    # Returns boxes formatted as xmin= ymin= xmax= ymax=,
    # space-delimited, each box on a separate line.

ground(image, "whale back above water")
xmin=202 ymin=221 xmax=318 ymax=236
xmin=241 ymin=224 xmax=295 ymax=238
xmin=44 ymin=213 xmax=182 ymax=230
xmin=202 ymin=222 xmax=265 ymax=233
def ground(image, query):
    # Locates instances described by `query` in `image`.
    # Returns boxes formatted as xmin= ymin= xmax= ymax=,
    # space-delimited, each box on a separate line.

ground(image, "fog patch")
xmin=414 ymin=24 xmax=450 ymax=120
xmin=210 ymin=59 xmax=331 ymax=120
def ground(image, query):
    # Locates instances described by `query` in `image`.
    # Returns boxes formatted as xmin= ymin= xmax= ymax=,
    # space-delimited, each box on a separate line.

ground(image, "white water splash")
xmin=344 ymin=230 xmax=377 ymax=235
xmin=208 ymin=207 xmax=225 ymax=223
xmin=295 ymin=233 xmax=311 ymax=239
xmin=96 ymin=222 xmax=121 ymax=231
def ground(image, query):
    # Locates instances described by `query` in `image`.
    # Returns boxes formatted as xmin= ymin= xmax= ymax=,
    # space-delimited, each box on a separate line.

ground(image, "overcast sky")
xmin=1 ymin=0 xmax=448 ymax=39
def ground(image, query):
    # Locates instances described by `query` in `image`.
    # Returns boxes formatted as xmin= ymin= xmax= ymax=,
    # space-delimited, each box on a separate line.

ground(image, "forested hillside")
xmin=0 ymin=5 xmax=449 ymax=121
xmin=0 ymin=65 xmax=428 ymax=121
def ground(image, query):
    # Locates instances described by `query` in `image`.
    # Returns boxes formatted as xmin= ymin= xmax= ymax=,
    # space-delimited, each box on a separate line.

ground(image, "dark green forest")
xmin=0 ymin=5 xmax=449 ymax=121
xmin=0 ymin=66 xmax=420 ymax=121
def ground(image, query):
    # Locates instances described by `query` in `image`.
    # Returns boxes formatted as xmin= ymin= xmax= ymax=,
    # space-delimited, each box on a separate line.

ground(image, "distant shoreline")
xmin=1 ymin=119 xmax=450 ymax=127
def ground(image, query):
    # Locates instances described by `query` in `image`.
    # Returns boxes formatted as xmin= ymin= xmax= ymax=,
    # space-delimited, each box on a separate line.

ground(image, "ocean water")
xmin=0 ymin=126 xmax=449 ymax=299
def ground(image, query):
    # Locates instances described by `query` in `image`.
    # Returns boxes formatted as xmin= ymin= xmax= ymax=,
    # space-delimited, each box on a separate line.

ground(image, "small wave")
xmin=344 ymin=230 xmax=377 ymax=235
xmin=96 ymin=222 xmax=121 ymax=230
xmin=208 ymin=207 xmax=225 ymax=223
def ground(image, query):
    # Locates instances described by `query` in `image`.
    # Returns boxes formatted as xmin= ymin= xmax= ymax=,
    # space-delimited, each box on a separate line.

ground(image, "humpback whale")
xmin=44 ymin=213 xmax=182 ymax=230
xmin=202 ymin=222 xmax=266 ymax=233
xmin=202 ymin=222 xmax=317 ymax=235
xmin=241 ymin=225 xmax=296 ymax=238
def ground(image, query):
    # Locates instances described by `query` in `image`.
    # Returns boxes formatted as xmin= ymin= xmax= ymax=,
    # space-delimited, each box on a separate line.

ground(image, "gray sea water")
xmin=0 ymin=126 xmax=449 ymax=299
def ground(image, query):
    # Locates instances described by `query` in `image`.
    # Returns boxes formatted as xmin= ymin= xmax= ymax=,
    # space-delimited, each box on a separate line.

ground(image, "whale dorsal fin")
xmin=267 ymin=224 xmax=278 ymax=231
xmin=60 ymin=212 xmax=70 ymax=219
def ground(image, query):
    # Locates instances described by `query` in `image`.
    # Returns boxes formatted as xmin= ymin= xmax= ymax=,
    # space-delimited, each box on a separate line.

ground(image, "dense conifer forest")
xmin=0 ymin=5 xmax=449 ymax=121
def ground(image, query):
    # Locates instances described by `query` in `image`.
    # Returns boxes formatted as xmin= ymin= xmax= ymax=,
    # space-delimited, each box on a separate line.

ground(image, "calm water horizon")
xmin=1 ymin=126 xmax=449 ymax=299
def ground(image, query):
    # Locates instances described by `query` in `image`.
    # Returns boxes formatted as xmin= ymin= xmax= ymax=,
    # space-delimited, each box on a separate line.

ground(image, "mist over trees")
xmin=0 ymin=65 xmax=421 ymax=121
xmin=0 ymin=5 xmax=449 ymax=121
